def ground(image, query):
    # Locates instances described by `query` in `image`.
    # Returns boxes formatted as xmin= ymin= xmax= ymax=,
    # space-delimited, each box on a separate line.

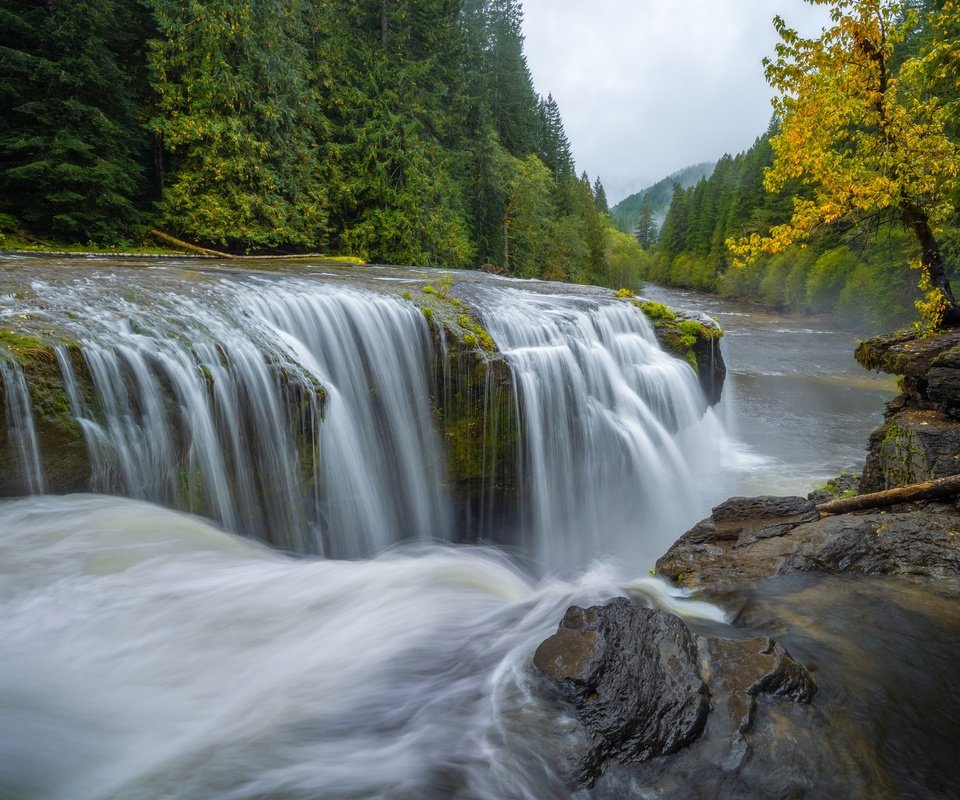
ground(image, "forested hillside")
xmin=611 ymin=162 xmax=714 ymax=235
xmin=0 ymin=0 xmax=642 ymax=284
xmin=649 ymin=0 xmax=960 ymax=332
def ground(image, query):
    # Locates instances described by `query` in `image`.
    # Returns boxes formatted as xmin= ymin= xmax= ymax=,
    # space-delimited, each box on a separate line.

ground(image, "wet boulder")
xmin=532 ymin=597 xmax=820 ymax=794
xmin=533 ymin=597 xmax=709 ymax=785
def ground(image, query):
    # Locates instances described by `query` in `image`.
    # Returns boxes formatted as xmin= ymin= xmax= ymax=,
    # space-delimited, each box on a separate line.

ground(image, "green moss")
xmin=615 ymin=287 xmax=634 ymax=298
xmin=457 ymin=313 xmax=495 ymax=352
xmin=633 ymin=299 xmax=676 ymax=322
xmin=0 ymin=330 xmax=93 ymax=494
xmin=879 ymin=422 xmax=930 ymax=486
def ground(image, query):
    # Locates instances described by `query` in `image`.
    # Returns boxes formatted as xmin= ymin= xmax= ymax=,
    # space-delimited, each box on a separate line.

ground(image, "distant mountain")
xmin=611 ymin=162 xmax=715 ymax=234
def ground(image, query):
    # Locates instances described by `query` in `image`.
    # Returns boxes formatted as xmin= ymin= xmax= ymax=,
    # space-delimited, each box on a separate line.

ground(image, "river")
xmin=0 ymin=258 xmax=919 ymax=799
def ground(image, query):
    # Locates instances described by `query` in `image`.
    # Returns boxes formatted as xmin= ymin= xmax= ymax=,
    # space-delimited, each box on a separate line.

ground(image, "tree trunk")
xmin=900 ymin=202 xmax=960 ymax=328
xmin=816 ymin=473 xmax=960 ymax=516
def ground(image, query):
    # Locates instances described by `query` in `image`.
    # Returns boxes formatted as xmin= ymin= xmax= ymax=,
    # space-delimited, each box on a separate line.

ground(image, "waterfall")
xmin=1 ymin=262 xmax=726 ymax=567
xmin=472 ymin=286 xmax=724 ymax=569
xmin=14 ymin=270 xmax=448 ymax=556
xmin=0 ymin=360 xmax=46 ymax=494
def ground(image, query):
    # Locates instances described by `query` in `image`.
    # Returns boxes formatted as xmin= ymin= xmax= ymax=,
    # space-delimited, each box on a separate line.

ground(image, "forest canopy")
xmin=0 ymin=0 xmax=641 ymax=286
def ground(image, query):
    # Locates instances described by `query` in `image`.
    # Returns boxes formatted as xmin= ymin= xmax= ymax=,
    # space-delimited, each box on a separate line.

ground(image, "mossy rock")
xmin=627 ymin=297 xmax=726 ymax=405
xmin=0 ymin=330 xmax=93 ymax=494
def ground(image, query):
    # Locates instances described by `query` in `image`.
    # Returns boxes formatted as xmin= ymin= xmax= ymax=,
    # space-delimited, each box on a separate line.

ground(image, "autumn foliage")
xmin=729 ymin=0 xmax=960 ymax=329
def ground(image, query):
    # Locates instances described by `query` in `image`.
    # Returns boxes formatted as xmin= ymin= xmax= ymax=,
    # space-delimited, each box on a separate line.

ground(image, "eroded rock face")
xmin=860 ymin=407 xmax=960 ymax=492
xmin=533 ymin=598 xmax=709 ymax=785
xmin=656 ymin=497 xmax=960 ymax=589
xmin=856 ymin=329 xmax=960 ymax=491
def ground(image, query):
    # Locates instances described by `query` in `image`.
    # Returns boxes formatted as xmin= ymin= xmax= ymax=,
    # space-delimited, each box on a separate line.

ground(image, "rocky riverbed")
xmin=531 ymin=328 xmax=960 ymax=799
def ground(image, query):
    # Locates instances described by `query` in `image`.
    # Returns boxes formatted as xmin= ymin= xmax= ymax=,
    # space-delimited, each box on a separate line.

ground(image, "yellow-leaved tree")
xmin=729 ymin=0 xmax=960 ymax=329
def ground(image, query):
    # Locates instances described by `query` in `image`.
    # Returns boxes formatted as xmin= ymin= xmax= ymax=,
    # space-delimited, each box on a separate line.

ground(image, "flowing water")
xmin=0 ymin=257 xmax=906 ymax=798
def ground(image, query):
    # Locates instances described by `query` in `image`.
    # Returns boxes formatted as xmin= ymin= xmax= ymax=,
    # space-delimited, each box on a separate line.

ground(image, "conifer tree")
xmin=0 ymin=0 xmax=149 ymax=241
xmin=634 ymin=195 xmax=657 ymax=249
xmin=593 ymin=177 xmax=609 ymax=215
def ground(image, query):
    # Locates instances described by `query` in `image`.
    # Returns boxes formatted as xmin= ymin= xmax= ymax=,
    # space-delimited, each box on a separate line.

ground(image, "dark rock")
xmin=703 ymin=637 xmax=816 ymax=705
xmin=856 ymin=331 xmax=960 ymax=489
xmin=658 ymin=498 xmax=960 ymax=588
xmin=533 ymin=598 xmax=820 ymax=795
xmin=860 ymin=408 xmax=960 ymax=492
xmin=533 ymin=597 xmax=709 ymax=786
xmin=656 ymin=496 xmax=819 ymax=587
xmin=711 ymin=495 xmax=817 ymax=522
xmin=855 ymin=328 xmax=960 ymax=387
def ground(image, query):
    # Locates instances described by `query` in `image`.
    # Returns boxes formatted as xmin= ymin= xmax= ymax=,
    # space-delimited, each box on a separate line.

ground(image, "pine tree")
xmin=634 ymin=195 xmax=656 ymax=249
xmin=0 ymin=0 xmax=149 ymax=242
xmin=148 ymin=0 xmax=328 ymax=251
xmin=538 ymin=94 xmax=574 ymax=180
xmin=593 ymin=177 xmax=609 ymax=215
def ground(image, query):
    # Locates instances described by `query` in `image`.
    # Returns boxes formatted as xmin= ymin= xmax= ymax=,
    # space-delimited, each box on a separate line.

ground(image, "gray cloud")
xmin=520 ymin=0 xmax=830 ymax=203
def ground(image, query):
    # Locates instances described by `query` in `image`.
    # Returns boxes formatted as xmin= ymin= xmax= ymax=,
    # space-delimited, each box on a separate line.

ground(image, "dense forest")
xmin=0 ymin=0 xmax=644 ymax=286
xmin=646 ymin=0 xmax=960 ymax=332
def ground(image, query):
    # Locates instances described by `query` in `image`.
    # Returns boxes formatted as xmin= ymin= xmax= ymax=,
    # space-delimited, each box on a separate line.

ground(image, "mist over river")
xmin=0 ymin=258 xmax=908 ymax=799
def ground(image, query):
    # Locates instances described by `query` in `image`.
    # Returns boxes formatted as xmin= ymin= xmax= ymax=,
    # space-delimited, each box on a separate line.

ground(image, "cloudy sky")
xmin=520 ymin=1 xmax=831 ymax=204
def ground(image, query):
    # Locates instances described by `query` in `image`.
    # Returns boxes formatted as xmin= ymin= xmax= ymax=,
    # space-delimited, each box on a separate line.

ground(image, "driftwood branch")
xmin=817 ymin=474 xmax=960 ymax=516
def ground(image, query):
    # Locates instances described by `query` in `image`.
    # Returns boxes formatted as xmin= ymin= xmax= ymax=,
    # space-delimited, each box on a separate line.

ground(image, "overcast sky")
xmin=520 ymin=1 xmax=831 ymax=204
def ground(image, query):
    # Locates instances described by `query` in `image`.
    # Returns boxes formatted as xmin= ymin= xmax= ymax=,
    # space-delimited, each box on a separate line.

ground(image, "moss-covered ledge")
xmin=855 ymin=329 xmax=960 ymax=492
xmin=0 ymin=329 xmax=92 ymax=494
xmin=627 ymin=296 xmax=726 ymax=405
xmin=390 ymin=274 xmax=522 ymax=541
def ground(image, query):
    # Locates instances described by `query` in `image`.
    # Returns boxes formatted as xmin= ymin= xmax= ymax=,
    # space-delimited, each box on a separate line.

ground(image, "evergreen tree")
xmin=0 ymin=0 xmax=150 ymax=242
xmin=634 ymin=195 xmax=656 ymax=249
xmin=537 ymin=93 xmax=574 ymax=180
xmin=658 ymin=183 xmax=689 ymax=258
xmin=148 ymin=0 xmax=327 ymax=250
xmin=593 ymin=177 xmax=609 ymax=215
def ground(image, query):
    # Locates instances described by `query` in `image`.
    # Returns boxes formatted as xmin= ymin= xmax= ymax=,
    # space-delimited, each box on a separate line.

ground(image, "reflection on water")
xmin=643 ymin=284 xmax=897 ymax=496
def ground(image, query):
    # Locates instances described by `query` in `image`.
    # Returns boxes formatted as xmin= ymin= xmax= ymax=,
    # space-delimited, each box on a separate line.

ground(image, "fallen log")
xmin=150 ymin=229 xmax=228 ymax=257
xmin=149 ymin=230 xmax=334 ymax=261
xmin=817 ymin=474 xmax=960 ymax=516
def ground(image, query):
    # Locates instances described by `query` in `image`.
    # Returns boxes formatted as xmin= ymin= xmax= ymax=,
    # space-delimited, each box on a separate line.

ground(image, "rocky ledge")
xmin=856 ymin=329 xmax=960 ymax=490
xmin=656 ymin=495 xmax=960 ymax=589
xmin=532 ymin=495 xmax=960 ymax=797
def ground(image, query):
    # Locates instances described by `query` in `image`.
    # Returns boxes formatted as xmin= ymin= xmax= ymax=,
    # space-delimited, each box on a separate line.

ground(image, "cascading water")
xmin=7 ymin=268 xmax=449 ymax=556
xmin=1 ymin=260 xmax=726 ymax=567
xmin=472 ymin=286 xmax=728 ymax=569
xmin=0 ymin=359 xmax=45 ymax=494
xmin=0 ymin=257 xmax=735 ymax=800
xmin=0 ymin=494 xmax=722 ymax=800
